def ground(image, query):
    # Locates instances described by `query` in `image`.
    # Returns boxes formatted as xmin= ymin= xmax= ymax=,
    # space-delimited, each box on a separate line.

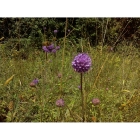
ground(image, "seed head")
xmin=42 ymin=46 xmax=49 ymax=52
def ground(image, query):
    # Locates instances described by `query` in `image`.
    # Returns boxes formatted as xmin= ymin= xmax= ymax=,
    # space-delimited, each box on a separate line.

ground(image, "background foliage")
xmin=0 ymin=18 xmax=140 ymax=48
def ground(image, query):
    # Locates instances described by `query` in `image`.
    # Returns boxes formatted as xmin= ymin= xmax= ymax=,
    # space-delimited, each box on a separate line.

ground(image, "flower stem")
xmin=81 ymin=73 xmax=86 ymax=122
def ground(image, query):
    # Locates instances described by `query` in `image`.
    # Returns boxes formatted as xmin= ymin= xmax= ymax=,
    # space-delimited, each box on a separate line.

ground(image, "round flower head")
xmin=54 ymin=30 xmax=58 ymax=34
xmin=47 ymin=44 xmax=55 ymax=52
xmin=56 ymin=99 xmax=64 ymax=107
xmin=72 ymin=53 xmax=91 ymax=73
xmin=32 ymin=78 xmax=39 ymax=85
xmin=42 ymin=46 xmax=49 ymax=52
xmin=92 ymin=98 xmax=100 ymax=106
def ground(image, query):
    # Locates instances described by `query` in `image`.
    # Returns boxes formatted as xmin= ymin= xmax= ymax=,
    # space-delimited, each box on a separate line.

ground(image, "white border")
xmin=0 ymin=0 xmax=140 ymax=17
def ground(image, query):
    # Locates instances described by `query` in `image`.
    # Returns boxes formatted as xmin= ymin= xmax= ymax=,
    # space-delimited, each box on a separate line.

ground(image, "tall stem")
xmin=81 ymin=73 xmax=86 ymax=122
xmin=60 ymin=18 xmax=68 ymax=94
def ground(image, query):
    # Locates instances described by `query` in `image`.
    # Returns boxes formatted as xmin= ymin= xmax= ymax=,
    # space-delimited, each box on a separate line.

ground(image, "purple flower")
xmin=78 ymin=85 xmax=81 ymax=90
xmin=92 ymin=98 xmax=100 ymax=106
xmin=56 ymin=99 xmax=64 ymax=107
xmin=32 ymin=78 xmax=39 ymax=85
xmin=52 ymin=49 xmax=56 ymax=53
xmin=30 ymin=78 xmax=39 ymax=87
xmin=54 ymin=30 xmax=58 ymax=34
xmin=55 ymin=46 xmax=60 ymax=50
xmin=72 ymin=53 xmax=92 ymax=73
xmin=42 ymin=46 xmax=49 ymax=52
xmin=68 ymin=29 xmax=70 ymax=32
xmin=43 ymin=44 xmax=55 ymax=53
xmin=47 ymin=44 xmax=55 ymax=52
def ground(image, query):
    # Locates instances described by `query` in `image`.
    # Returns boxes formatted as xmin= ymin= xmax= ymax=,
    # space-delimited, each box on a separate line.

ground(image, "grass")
xmin=0 ymin=40 xmax=140 ymax=122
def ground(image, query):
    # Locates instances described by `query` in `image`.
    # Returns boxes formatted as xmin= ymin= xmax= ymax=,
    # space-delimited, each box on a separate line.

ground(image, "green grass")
xmin=0 ymin=42 xmax=140 ymax=122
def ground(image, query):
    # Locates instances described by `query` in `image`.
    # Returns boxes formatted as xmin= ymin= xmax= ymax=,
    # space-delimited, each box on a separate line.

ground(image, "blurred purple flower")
xmin=42 ymin=46 xmax=49 ymax=52
xmin=47 ymin=44 xmax=55 ymax=52
xmin=56 ymin=99 xmax=64 ymax=107
xmin=78 ymin=85 xmax=81 ymax=90
xmin=68 ymin=29 xmax=70 ymax=32
xmin=56 ymin=46 xmax=60 ymax=50
xmin=92 ymin=98 xmax=100 ymax=106
xmin=43 ymin=44 xmax=56 ymax=53
xmin=32 ymin=78 xmax=39 ymax=85
xmin=52 ymin=49 xmax=56 ymax=53
xmin=30 ymin=78 xmax=39 ymax=87
xmin=72 ymin=53 xmax=92 ymax=73
xmin=54 ymin=30 xmax=58 ymax=34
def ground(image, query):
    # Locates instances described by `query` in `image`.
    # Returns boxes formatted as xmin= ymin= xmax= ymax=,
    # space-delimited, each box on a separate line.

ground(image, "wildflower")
xmin=54 ymin=30 xmax=58 ymax=34
xmin=42 ymin=44 xmax=55 ymax=53
xmin=32 ymin=78 xmax=39 ymax=85
xmin=42 ymin=46 xmax=49 ymax=52
xmin=56 ymin=99 xmax=64 ymax=107
xmin=52 ymin=49 xmax=56 ymax=53
xmin=92 ymin=98 xmax=100 ymax=106
xmin=72 ymin=53 xmax=91 ymax=73
xmin=55 ymin=46 xmax=60 ymax=50
xmin=68 ymin=29 xmax=70 ymax=32
xmin=78 ymin=85 xmax=81 ymax=90
xmin=47 ymin=44 xmax=55 ymax=52
xmin=30 ymin=78 xmax=39 ymax=87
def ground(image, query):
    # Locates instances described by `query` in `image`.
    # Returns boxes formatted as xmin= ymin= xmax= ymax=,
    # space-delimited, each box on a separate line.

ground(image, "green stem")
xmin=81 ymin=73 xmax=86 ymax=122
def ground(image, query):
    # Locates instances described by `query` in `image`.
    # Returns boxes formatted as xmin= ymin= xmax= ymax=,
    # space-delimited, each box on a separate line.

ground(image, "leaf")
xmin=4 ymin=75 xmax=15 ymax=86
xmin=121 ymin=90 xmax=130 ymax=93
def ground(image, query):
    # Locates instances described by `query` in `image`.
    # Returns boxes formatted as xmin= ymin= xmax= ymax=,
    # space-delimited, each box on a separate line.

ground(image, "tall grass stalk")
xmin=60 ymin=18 xmax=68 ymax=93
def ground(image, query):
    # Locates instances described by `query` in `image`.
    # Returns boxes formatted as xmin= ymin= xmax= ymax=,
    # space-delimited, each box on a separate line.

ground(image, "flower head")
xmin=92 ymin=98 xmax=100 ymax=106
xmin=47 ymin=44 xmax=55 ymax=52
xmin=54 ymin=30 xmax=58 ymax=34
xmin=30 ymin=78 xmax=39 ymax=87
xmin=56 ymin=46 xmax=60 ymax=50
xmin=56 ymin=99 xmax=64 ymax=107
xmin=43 ymin=44 xmax=56 ymax=53
xmin=72 ymin=53 xmax=91 ymax=73
xmin=42 ymin=46 xmax=49 ymax=52
xmin=78 ymin=85 xmax=81 ymax=90
xmin=32 ymin=78 xmax=39 ymax=85
xmin=52 ymin=49 xmax=56 ymax=53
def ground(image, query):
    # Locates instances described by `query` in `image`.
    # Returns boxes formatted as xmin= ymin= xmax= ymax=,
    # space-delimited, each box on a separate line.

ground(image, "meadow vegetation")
xmin=0 ymin=18 xmax=140 ymax=122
